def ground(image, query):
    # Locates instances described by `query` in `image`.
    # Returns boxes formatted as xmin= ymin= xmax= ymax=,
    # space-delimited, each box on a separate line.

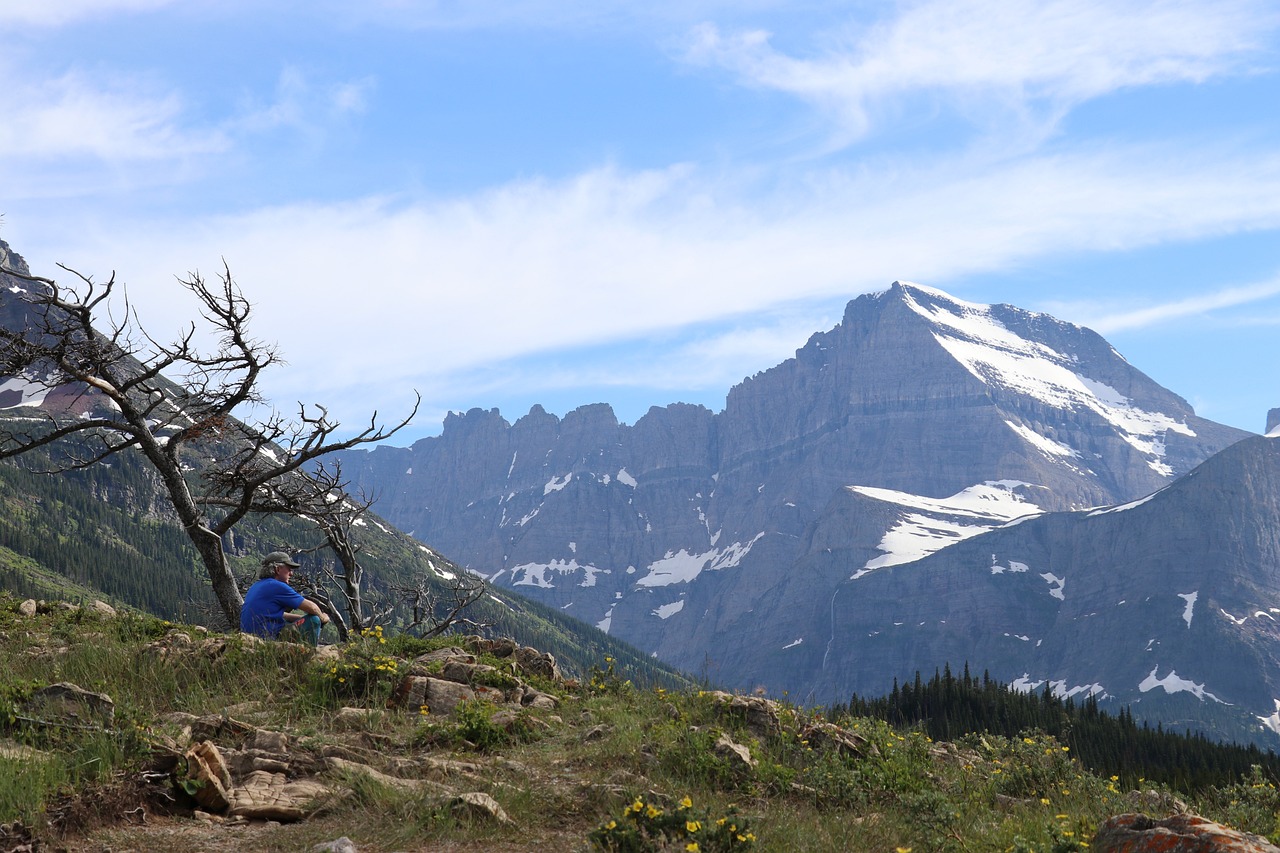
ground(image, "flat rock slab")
xmin=226 ymin=770 xmax=335 ymax=821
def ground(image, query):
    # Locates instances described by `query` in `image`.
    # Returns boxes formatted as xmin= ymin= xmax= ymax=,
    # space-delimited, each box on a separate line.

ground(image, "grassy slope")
xmin=2 ymin=596 xmax=1279 ymax=853
xmin=0 ymin=452 xmax=687 ymax=688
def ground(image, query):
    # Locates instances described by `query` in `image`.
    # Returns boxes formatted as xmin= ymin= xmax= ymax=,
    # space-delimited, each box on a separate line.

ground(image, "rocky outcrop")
xmin=1093 ymin=813 xmax=1280 ymax=853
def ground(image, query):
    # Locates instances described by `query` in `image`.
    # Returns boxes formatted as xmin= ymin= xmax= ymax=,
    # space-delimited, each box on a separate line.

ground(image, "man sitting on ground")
xmin=240 ymin=551 xmax=330 ymax=645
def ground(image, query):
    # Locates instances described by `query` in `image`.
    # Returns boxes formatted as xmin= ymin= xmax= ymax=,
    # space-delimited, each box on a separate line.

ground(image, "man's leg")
xmin=299 ymin=613 xmax=323 ymax=646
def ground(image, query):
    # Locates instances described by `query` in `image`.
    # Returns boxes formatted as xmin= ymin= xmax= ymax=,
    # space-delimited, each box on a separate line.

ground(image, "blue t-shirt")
xmin=240 ymin=578 xmax=305 ymax=638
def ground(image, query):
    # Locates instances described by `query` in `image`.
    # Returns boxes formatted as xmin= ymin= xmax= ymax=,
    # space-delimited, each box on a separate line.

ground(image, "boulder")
xmin=513 ymin=646 xmax=560 ymax=680
xmin=1093 ymin=813 xmax=1280 ymax=853
xmin=18 ymin=599 xmax=36 ymax=617
xmin=393 ymin=675 xmax=476 ymax=715
xmin=89 ymin=600 xmax=117 ymax=617
xmin=25 ymin=682 xmax=115 ymax=726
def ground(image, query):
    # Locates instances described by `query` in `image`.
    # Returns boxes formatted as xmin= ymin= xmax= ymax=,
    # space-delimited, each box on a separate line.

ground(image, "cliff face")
xmin=337 ymin=281 xmax=1253 ymax=727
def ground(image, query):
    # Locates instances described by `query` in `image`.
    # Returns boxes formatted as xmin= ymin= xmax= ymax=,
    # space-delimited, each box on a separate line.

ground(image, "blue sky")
xmin=2 ymin=1 xmax=1279 ymax=443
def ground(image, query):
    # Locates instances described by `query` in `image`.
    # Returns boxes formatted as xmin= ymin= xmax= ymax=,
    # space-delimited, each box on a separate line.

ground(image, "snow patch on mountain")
xmin=637 ymin=533 xmax=765 ymax=587
xmin=510 ymin=558 xmax=608 ymax=589
xmin=653 ymin=600 xmax=685 ymax=619
xmin=1010 ymin=674 xmax=1108 ymax=700
xmin=1003 ymin=420 xmax=1079 ymax=459
xmin=1139 ymin=667 xmax=1222 ymax=702
xmin=1178 ymin=592 xmax=1198 ymax=627
xmin=544 ymin=473 xmax=573 ymax=495
xmin=0 ymin=376 xmax=50 ymax=409
xmin=851 ymin=481 xmax=1042 ymax=577
xmin=1259 ymin=700 xmax=1280 ymax=735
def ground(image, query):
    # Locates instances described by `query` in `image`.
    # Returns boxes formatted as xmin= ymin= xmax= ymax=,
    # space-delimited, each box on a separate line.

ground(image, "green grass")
xmin=1 ymin=592 xmax=1278 ymax=852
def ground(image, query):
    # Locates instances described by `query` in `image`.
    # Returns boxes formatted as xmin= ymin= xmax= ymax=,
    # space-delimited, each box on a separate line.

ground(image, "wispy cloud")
xmin=0 ymin=64 xmax=224 ymax=163
xmin=1063 ymin=277 xmax=1280 ymax=333
xmin=684 ymin=0 xmax=1277 ymax=146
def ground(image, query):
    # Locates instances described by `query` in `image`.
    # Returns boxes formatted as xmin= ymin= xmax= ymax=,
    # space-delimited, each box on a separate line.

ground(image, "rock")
xmin=513 ymin=646 xmax=560 ymax=680
xmin=1126 ymin=789 xmax=1189 ymax=816
xmin=225 ymin=770 xmax=334 ymax=821
xmin=450 ymin=791 xmax=511 ymax=824
xmin=392 ymin=675 xmax=476 ymax=715
xmin=313 ymin=645 xmax=340 ymax=663
xmin=799 ymin=720 xmax=879 ymax=758
xmin=25 ymin=682 xmax=114 ymax=726
xmin=325 ymin=757 xmax=451 ymax=796
xmin=190 ymin=714 xmax=256 ymax=743
xmin=89 ymin=600 xmax=116 ymax=617
xmin=472 ymin=637 xmax=518 ymax=658
xmin=312 ymin=838 xmax=358 ymax=853
xmin=253 ymin=729 xmax=290 ymax=753
xmin=706 ymin=692 xmax=782 ymax=738
xmin=521 ymin=687 xmax=559 ymax=709
xmin=1093 ymin=813 xmax=1280 ymax=853
xmin=442 ymin=660 xmax=498 ymax=683
xmin=334 ymin=707 xmax=380 ymax=731
xmin=184 ymin=741 xmax=232 ymax=812
xmin=583 ymin=724 xmax=610 ymax=742
xmin=18 ymin=599 xmax=36 ymax=617
xmin=713 ymin=733 xmax=757 ymax=769
xmin=413 ymin=647 xmax=474 ymax=667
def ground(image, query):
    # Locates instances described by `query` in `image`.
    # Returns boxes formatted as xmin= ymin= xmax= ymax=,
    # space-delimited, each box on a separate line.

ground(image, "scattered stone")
xmin=89 ymin=600 xmax=117 ymax=617
xmin=1093 ymin=813 xmax=1280 ymax=853
xmin=18 ymin=599 xmax=36 ymax=617
xmin=450 ymin=791 xmax=512 ymax=825
xmin=583 ymin=724 xmax=610 ymax=742
xmin=1126 ymin=789 xmax=1189 ymax=815
xmin=312 ymin=838 xmax=359 ymax=853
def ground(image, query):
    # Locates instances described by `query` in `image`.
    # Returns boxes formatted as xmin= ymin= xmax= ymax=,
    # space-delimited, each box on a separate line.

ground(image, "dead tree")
xmin=0 ymin=260 xmax=416 ymax=627
xmin=390 ymin=564 xmax=490 ymax=638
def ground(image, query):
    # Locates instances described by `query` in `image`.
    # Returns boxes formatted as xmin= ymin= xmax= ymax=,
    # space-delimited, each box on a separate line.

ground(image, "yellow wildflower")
xmin=686 ymin=820 xmax=701 ymax=833
xmin=680 ymin=796 xmax=693 ymax=809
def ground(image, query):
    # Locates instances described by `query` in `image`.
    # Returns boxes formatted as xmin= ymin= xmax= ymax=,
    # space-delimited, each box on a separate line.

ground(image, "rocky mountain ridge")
xmin=335 ymin=282 xmax=1262 ymax=739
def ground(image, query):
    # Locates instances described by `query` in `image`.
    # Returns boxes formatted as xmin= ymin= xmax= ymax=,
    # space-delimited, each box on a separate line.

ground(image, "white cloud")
xmin=0 ymin=0 xmax=175 ymax=27
xmin=18 ymin=134 xmax=1280 ymax=429
xmin=685 ymin=0 xmax=1277 ymax=144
